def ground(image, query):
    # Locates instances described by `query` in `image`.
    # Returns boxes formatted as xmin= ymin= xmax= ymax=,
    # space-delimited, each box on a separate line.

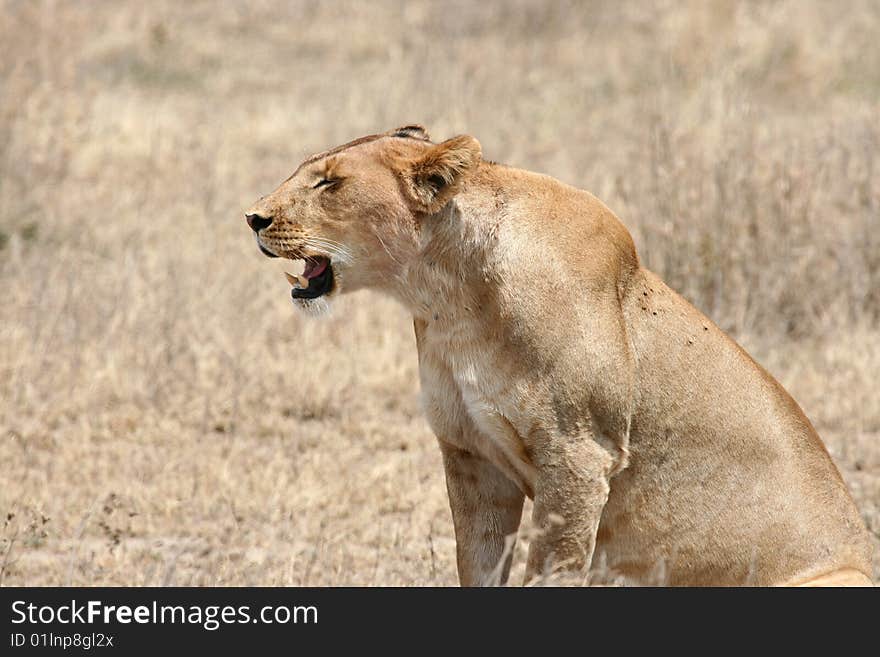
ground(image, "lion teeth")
xmin=285 ymin=272 xmax=309 ymax=289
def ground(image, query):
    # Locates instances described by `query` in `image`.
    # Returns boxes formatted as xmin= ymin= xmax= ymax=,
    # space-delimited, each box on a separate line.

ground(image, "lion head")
xmin=245 ymin=125 xmax=482 ymax=312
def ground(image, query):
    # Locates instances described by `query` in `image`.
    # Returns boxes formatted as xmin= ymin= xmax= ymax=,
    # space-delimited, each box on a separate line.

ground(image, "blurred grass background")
xmin=0 ymin=0 xmax=877 ymax=585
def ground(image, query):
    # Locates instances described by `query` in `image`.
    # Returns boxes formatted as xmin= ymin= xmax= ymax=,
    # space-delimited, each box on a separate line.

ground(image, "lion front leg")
xmin=439 ymin=442 xmax=525 ymax=586
xmin=525 ymin=437 xmax=615 ymax=585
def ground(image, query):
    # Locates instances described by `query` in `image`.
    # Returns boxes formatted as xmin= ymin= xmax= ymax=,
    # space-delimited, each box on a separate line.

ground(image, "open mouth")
xmin=285 ymin=256 xmax=334 ymax=300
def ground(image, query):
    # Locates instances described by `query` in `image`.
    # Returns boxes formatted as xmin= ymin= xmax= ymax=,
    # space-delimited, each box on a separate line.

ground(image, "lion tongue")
xmin=303 ymin=258 xmax=328 ymax=279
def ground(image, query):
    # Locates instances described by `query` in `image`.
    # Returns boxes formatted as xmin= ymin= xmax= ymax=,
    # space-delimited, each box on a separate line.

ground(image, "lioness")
xmin=245 ymin=125 xmax=873 ymax=586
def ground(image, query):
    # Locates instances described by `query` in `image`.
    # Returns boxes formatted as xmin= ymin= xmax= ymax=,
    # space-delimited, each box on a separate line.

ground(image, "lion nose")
xmin=245 ymin=212 xmax=273 ymax=232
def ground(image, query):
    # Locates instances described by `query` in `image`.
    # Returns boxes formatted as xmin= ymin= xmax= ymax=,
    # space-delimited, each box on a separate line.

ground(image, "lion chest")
xmin=418 ymin=320 xmax=538 ymax=495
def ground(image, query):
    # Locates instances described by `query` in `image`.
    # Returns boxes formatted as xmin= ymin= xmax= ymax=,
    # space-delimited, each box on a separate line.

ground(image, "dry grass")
xmin=1 ymin=0 xmax=877 ymax=585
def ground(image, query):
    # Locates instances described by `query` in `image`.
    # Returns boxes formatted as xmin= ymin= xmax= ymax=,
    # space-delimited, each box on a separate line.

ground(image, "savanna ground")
xmin=1 ymin=0 xmax=878 ymax=586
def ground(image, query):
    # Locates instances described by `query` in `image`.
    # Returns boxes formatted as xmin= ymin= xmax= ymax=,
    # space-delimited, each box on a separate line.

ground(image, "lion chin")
xmin=291 ymin=295 xmax=332 ymax=317
xmin=244 ymin=124 xmax=874 ymax=587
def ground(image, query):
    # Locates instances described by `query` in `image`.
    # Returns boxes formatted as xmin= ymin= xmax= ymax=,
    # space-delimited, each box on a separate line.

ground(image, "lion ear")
xmin=388 ymin=124 xmax=431 ymax=141
xmin=404 ymin=135 xmax=482 ymax=213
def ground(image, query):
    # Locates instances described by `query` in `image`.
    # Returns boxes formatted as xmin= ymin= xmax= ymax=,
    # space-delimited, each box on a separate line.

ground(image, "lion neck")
xmin=393 ymin=190 xmax=498 ymax=324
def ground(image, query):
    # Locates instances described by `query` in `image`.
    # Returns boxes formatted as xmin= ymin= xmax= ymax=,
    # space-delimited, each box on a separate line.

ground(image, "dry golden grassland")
xmin=1 ymin=1 xmax=878 ymax=585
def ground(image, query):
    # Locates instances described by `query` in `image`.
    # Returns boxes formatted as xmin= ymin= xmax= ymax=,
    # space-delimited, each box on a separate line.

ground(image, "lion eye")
xmin=313 ymin=178 xmax=336 ymax=189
